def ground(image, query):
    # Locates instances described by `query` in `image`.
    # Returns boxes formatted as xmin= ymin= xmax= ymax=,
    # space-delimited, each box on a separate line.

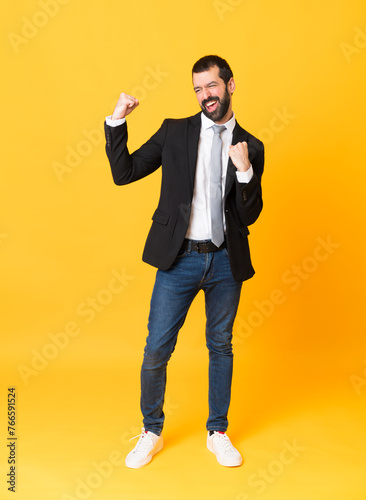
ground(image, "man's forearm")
xmin=105 ymin=117 xmax=166 ymax=186
xmin=234 ymin=143 xmax=264 ymax=226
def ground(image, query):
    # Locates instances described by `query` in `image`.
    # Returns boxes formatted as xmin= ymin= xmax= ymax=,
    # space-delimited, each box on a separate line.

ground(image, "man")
xmin=104 ymin=55 xmax=264 ymax=468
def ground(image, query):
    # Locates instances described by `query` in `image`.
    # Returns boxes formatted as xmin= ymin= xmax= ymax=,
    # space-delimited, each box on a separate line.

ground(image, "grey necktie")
xmin=210 ymin=124 xmax=226 ymax=247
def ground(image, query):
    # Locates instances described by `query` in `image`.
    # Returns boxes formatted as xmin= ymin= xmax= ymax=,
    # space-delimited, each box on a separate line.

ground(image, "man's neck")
xmin=214 ymin=109 xmax=234 ymax=125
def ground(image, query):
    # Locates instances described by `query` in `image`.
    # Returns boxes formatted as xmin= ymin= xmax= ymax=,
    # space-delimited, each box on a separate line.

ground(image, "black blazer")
xmin=104 ymin=112 xmax=264 ymax=282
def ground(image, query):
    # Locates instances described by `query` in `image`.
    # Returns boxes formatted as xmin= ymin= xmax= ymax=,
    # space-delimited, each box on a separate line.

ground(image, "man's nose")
xmin=202 ymin=89 xmax=213 ymax=101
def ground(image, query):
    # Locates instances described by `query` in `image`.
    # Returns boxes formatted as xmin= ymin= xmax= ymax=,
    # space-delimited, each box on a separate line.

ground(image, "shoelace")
xmin=213 ymin=433 xmax=235 ymax=454
xmin=129 ymin=429 xmax=153 ymax=454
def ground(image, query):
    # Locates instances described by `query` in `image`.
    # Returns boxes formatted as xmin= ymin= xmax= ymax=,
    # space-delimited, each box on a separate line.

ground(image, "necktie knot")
xmin=212 ymin=124 xmax=226 ymax=135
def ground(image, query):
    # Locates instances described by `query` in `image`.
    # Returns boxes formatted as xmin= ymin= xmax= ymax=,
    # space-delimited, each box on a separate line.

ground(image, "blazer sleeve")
xmin=104 ymin=119 xmax=168 ymax=185
xmin=234 ymin=141 xmax=264 ymax=226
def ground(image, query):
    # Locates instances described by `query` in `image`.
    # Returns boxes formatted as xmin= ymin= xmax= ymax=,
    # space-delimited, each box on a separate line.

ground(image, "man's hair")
xmin=192 ymin=55 xmax=233 ymax=84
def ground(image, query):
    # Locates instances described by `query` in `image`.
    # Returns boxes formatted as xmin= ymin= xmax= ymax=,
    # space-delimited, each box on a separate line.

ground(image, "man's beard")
xmin=201 ymin=86 xmax=231 ymax=122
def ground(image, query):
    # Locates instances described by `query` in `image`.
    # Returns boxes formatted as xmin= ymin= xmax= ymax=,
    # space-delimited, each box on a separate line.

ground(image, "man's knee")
xmin=143 ymin=344 xmax=174 ymax=367
xmin=206 ymin=337 xmax=233 ymax=356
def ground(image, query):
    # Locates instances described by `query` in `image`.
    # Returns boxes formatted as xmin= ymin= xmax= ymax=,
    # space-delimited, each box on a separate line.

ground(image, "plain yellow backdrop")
xmin=1 ymin=0 xmax=366 ymax=499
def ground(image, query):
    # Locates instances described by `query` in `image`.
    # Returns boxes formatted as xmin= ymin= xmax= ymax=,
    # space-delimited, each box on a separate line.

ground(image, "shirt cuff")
xmin=105 ymin=115 xmax=126 ymax=127
xmin=236 ymin=165 xmax=253 ymax=183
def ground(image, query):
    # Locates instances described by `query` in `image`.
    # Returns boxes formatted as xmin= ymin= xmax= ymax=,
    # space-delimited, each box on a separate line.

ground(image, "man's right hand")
xmin=111 ymin=93 xmax=139 ymax=120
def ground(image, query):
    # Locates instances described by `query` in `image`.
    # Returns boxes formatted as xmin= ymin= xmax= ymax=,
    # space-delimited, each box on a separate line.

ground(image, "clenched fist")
xmin=111 ymin=93 xmax=139 ymax=120
xmin=228 ymin=141 xmax=251 ymax=172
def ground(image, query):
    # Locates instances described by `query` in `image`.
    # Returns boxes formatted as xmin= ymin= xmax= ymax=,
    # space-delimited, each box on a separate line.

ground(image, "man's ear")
xmin=228 ymin=77 xmax=235 ymax=95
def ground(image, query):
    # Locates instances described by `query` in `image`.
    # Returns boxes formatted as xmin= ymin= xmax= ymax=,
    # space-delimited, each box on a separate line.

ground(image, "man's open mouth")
xmin=205 ymin=99 xmax=219 ymax=112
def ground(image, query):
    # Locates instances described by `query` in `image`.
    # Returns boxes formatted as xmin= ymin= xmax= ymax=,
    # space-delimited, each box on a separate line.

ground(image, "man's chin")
xmin=202 ymin=107 xmax=220 ymax=121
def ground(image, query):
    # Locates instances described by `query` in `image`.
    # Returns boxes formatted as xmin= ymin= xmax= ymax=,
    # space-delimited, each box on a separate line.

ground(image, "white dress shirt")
xmin=186 ymin=113 xmax=252 ymax=240
xmin=105 ymin=112 xmax=253 ymax=241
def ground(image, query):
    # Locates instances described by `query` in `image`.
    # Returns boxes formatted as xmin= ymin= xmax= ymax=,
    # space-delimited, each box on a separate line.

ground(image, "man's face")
xmin=192 ymin=65 xmax=235 ymax=124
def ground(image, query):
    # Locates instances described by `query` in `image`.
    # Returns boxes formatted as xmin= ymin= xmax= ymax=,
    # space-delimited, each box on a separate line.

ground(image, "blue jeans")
xmin=140 ymin=242 xmax=242 ymax=435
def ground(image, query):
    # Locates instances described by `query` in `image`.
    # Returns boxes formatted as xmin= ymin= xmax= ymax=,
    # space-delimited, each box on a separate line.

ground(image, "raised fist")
xmin=228 ymin=141 xmax=251 ymax=172
xmin=111 ymin=93 xmax=139 ymax=120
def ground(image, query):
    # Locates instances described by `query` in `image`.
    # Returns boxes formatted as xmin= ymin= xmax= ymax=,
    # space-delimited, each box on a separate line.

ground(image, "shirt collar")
xmin=201 ymin=111 xmax=236 ymax=134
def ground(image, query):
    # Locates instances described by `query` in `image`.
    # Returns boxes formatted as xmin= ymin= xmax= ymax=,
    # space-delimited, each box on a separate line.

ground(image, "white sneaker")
xmin=207 ymin=431 xmax=243 ymax=467
xmin=125 ymin=428 xmax=164 ymax=469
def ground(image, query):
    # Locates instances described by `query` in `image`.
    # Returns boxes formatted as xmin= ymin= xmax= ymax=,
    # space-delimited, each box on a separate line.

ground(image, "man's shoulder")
xmin=164 ymin=112 xmax=201 ymax=128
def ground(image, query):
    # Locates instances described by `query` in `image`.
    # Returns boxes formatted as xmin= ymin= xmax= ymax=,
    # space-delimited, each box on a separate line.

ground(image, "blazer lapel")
xmin=225 ymin=121 xmax=248 ymax=196
xmin=187 ymin=113 xmax=201 ymax=194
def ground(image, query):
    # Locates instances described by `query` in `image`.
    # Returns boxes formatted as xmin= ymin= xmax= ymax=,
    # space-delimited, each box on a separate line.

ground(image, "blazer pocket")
xmin=152 ymin=209 xmax=170 ymax=226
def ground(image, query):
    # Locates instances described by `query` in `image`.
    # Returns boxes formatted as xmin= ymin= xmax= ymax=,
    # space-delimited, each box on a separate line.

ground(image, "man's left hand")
xmin=228 ymin=141 xmax=251 ymax=172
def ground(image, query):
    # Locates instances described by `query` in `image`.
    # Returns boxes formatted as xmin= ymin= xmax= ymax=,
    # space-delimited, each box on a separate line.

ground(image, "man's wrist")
xmin=112 ymin=112 xmax=125 ymax=121
xmin=236 ymin=161 xmax=251 ymax=173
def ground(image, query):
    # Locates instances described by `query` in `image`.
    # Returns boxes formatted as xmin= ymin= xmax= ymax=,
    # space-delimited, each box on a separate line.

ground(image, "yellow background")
xmin=1 ymin=0 xmax=366 ymax=498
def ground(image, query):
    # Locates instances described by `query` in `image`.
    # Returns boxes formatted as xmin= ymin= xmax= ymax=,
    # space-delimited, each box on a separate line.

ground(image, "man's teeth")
xmin=207 ymin=101 xmax=217 ymax=107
